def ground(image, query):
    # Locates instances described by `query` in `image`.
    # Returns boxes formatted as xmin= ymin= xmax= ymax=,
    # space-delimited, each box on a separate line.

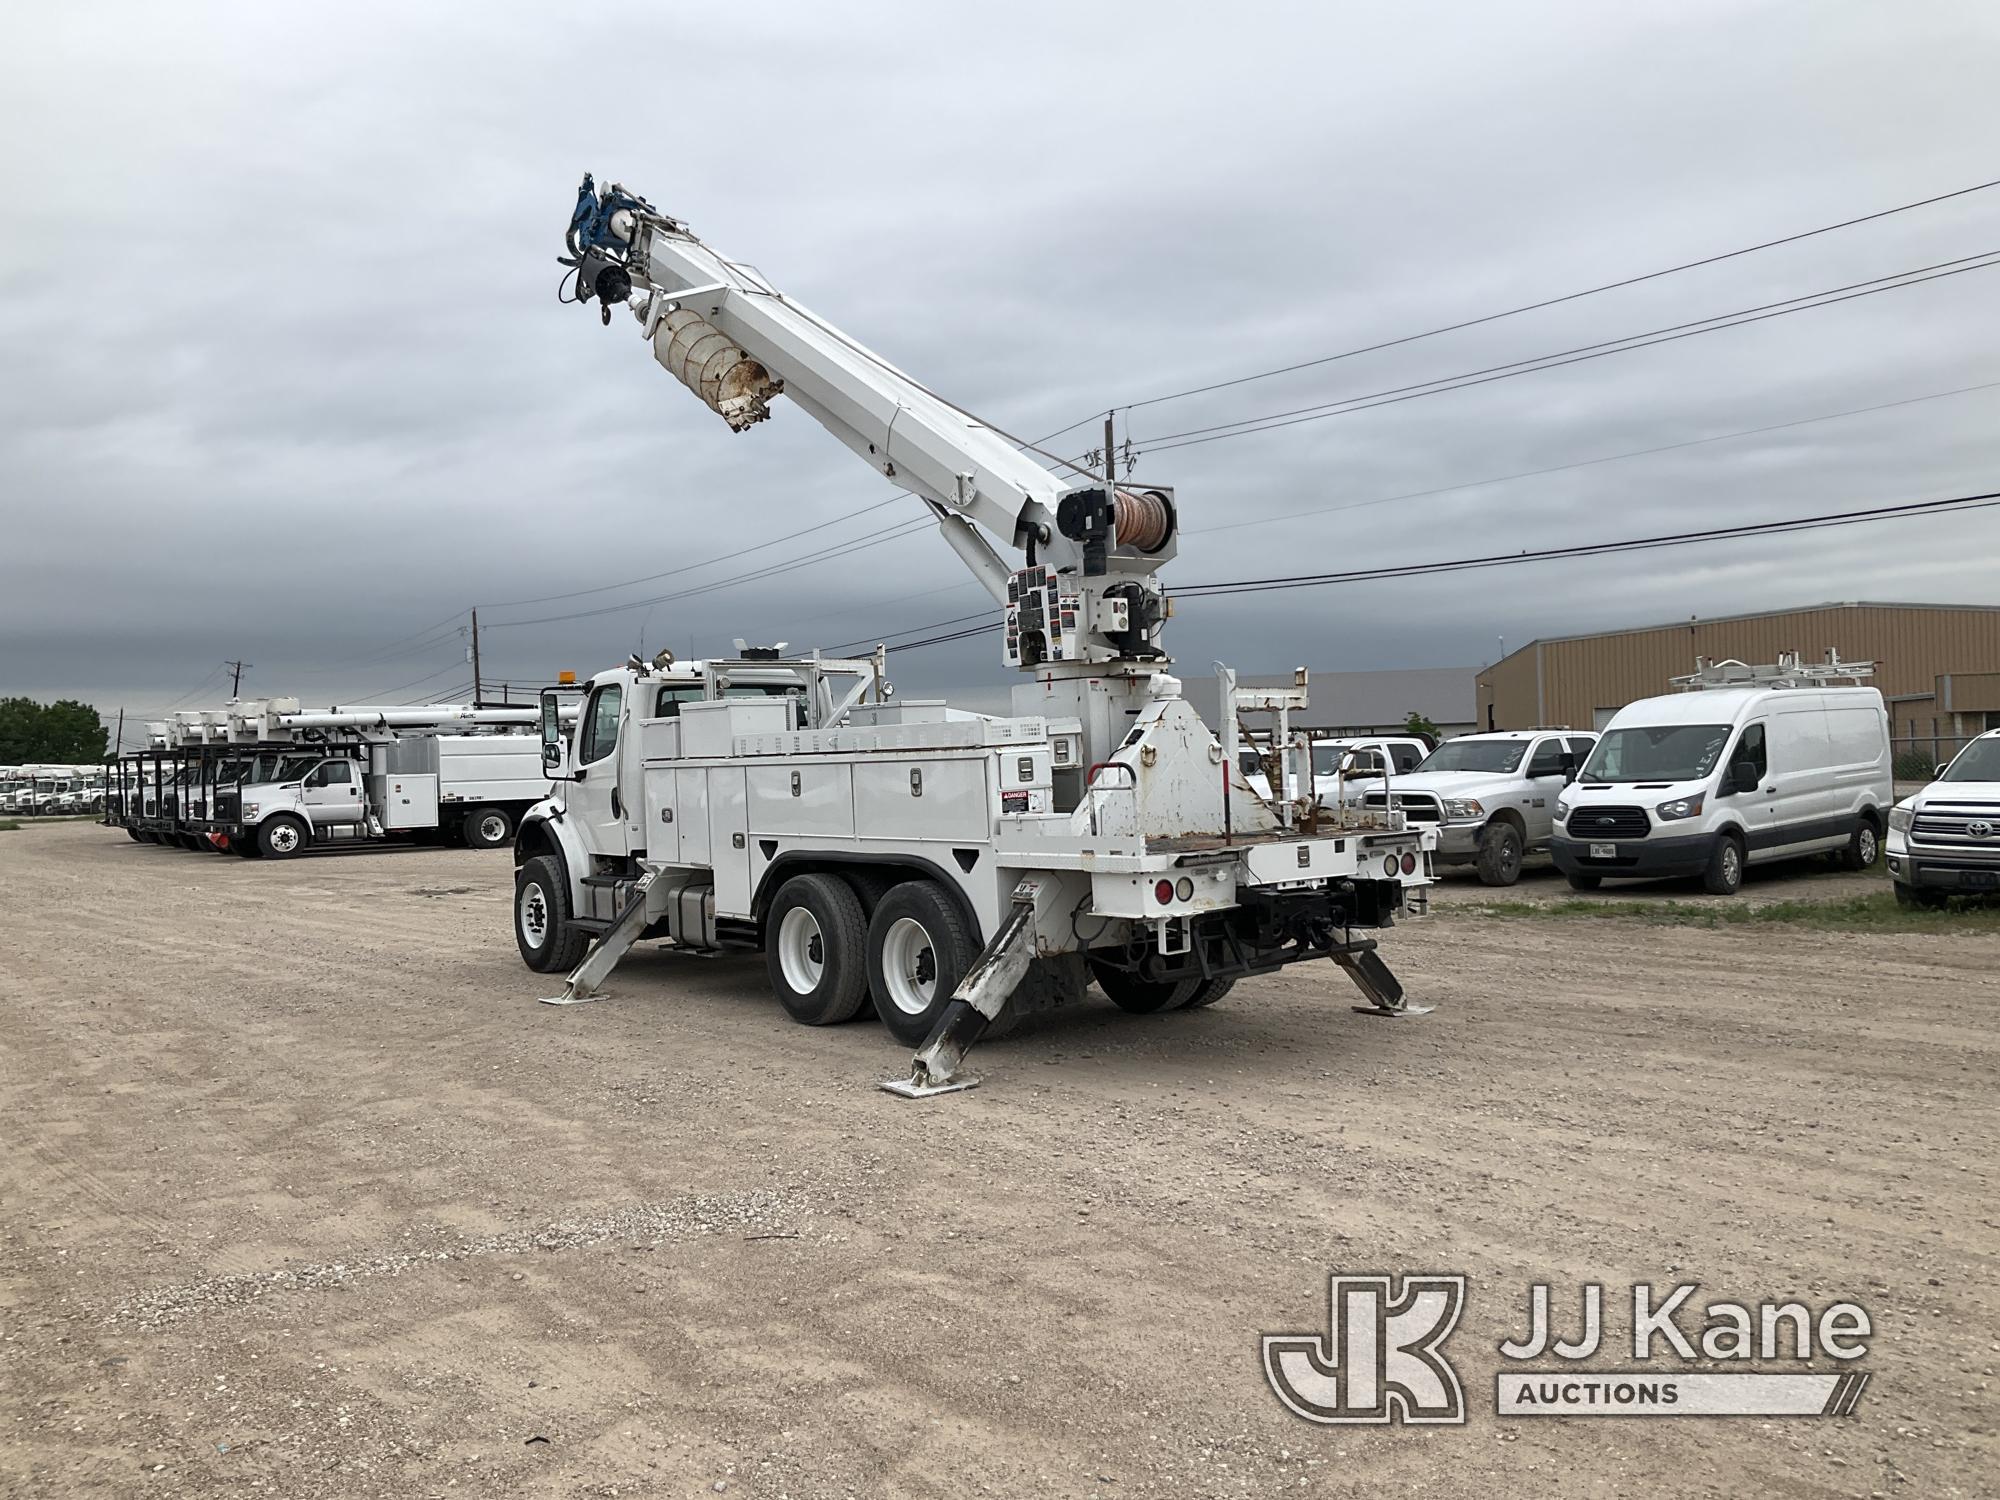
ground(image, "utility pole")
xmin=470 ymin=609 xmax=483 ymax=708
xmin=224 ymin=659 xmax=252 ymax=695
xmin=113 ymin=707 xmax=124 ymax=754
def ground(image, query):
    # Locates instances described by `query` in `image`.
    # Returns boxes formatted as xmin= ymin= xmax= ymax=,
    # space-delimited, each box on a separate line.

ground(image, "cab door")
xmin=570 ymin=680 xmax=631 ymax=857
xmin=302 ymin=759 xmax=364 ymax=824
xmin=1720 ymin=722 xmax=1778 ymax=856
xmin=1521 ymin=736 xmax=1570 ymax=843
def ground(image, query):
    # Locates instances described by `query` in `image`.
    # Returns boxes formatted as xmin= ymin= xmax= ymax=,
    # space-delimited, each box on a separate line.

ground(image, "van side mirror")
xmin=1936 ymin=762 xmax=1951 ymax=779
xmin=1724 ymin=758 xmax=1756 ymax=795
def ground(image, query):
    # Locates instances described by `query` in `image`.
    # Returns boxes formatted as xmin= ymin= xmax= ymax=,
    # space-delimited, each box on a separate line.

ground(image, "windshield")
xmin=1582 ymin=724 xmax=1731 ymax=783
xmin=1414 ymin=740 xmax=1525 ymax=774
xmin=1941 ymin=737 xmax=2000 ymax=782
xmin=1310 ymin=743 xmax=1356 ymax=777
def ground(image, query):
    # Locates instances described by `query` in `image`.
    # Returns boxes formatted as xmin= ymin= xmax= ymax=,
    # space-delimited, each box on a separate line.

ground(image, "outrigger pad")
xmin=878 ymin=1070 xmax=981 ymax=1099
xmin=1351 ymin=1002 xmax=1436 ymax=1018
xmin=538 ymin=990 xmax=607 ymax=1006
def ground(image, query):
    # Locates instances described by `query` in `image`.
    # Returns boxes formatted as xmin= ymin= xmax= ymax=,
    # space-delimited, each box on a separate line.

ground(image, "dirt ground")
xmin=2 ymin=822 xmax=1994 ymax=1499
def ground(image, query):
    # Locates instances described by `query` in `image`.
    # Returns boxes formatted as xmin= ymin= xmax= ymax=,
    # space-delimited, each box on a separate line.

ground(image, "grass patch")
xmin=1456 ymin=890 xmax=2000 ymax=933
xmin=0 ymin=820 xmax=18 ymax=833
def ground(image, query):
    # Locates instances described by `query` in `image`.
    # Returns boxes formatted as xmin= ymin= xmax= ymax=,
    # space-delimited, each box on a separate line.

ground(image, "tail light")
xmin=1382 ymin=854 xmax=1398 ymax=876
xmin=1401 ymin=852 xmax=1417 ymax=875
xmin=1154 ymin=879 xmax=1175 ymax=905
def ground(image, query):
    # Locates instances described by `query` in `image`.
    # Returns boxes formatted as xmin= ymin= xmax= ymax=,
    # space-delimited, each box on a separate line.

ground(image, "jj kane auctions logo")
xmin=1264 ymin=1276 xmax=1872 ymax=1424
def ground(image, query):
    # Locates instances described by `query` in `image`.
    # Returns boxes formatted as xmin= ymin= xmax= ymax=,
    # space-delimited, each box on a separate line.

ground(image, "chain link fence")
xmin=1893 ymin=734 xmax=1980 ymax=789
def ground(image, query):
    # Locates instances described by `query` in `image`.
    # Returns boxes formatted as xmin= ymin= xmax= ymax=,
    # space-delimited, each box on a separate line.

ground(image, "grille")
xmin=1912 ymin=801 xmax=2000 ymax=853
xmin=1363 ymin=791 xmax=1441 ymax=823
xmin=1572 ymin=805 xmax=1650 ymax=839
xmin=214 ymin=790 xmax=242 ymax=821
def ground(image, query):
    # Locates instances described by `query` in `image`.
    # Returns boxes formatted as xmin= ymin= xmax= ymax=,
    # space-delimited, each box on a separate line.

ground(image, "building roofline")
xmin=1480 ymin=601 xmax=2000 ymax=676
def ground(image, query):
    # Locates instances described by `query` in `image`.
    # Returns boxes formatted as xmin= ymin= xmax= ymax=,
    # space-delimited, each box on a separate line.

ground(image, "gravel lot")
xmin=3 ymin=822 xmax=1995 ymax=1498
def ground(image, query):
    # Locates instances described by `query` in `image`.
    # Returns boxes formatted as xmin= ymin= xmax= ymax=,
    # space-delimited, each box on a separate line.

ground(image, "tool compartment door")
xmin=852 ymin=757 xmax=988 ymax=842
xmin=370 ymin=773 xmax=439 ymax=830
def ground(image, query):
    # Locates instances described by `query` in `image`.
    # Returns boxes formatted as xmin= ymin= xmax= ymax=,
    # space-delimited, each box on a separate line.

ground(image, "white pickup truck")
xmin=1353 ymin=729 xmax=1598 ymax=886
xmin=1887 ymin=729 xmax=2000 ymax=906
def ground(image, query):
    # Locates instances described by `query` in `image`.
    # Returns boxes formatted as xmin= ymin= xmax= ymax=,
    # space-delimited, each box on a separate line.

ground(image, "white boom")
xmin=565 ymin=176 xmax=1176 ymax=690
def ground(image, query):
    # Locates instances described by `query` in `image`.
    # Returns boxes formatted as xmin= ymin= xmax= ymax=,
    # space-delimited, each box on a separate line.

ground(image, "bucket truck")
xmin=522 ymin=177 xmax=1438 ymax=1095
xmin=113 ymin=700 xmax=553 ymax=857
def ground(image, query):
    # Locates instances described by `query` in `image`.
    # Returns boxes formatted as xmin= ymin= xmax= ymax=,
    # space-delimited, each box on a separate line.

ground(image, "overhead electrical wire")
xmin=1112 ymin=174 xmax=2000 ymax=419
xmin=870 ymin=489 xmax=2000 ymax=655
xmin=1115 ymin=251 xmax=2000 ymax=457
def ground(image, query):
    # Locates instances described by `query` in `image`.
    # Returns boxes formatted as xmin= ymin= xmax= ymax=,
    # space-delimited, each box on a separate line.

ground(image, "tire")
xmin=232 ymin=837 xmax=262 ymax=859
xmin=1091 ymin=960 xmax=1199 ymax=1014
xmin=765 ymin=873 xmax=871 ymax=1026
xmin=125 ymin=827 xmax=144 ymax=843
xmin=866 ymin=880 xmax=977 ymax=1045
xmin=257 ymin=815 xmax=309 ymax=860
xmin=1701 ymin=832 xmax=1745 ymax=896
xmin=1474 ymin=821 xmax=1524 ymax=886
xmin=1566 ymin=872 xmax=1603 ymax=892
xmin=463 ymin=806 xmax=512 ymax=849
xmin=1893 ymin=881 xmax=1946 ymax=911
xmin=1178 ymin=976 xmax=1237 ymax=1010
xmin=1842 ymin=817 xmax=1880 ymax=871
xmin=515 ymin=854 xmax=588 ymax=973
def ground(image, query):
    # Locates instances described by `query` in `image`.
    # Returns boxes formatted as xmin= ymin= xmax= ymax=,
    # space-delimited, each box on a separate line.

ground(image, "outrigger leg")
xmin=880 ymin=891 xmax=1038 ymax=1099
xmin=540 ymin=870 xmax=659 ymax=1006
xmin=1338 ymin=940 xmax=1434 ymax=1017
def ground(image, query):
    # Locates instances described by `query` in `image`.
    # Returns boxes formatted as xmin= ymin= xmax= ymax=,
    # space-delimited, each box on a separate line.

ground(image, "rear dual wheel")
xmin=1091 ymin=963 xmax=1238 ymax=1013
xmin=463 ymin=806 xmax=513 ymax=849
xmin=764 ymin=873 xmax=872 ymax=1027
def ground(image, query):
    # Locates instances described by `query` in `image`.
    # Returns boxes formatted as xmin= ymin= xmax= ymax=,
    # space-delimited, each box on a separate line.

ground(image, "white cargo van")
xmin=1551 ymin=668 xmax=1890 ymax=895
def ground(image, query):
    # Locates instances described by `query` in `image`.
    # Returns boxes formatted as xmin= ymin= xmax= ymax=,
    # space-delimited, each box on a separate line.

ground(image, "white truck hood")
xmin=1364 ymin=770 xmax=1515 ymax=802
xmin=1904 ymin=779 xmax=2000 ymax=808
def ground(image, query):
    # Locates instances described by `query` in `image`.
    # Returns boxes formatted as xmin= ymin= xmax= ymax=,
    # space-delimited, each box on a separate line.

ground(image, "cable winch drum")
xmin=651 ymin=307 xmax=784 ymax=432
xmin=1113 ymin=487 xmax=1173 ymax=553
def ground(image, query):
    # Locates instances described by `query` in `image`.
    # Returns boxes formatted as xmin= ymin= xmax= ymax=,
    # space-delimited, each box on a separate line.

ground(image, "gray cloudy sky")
xmin=5 ymin=1 xmax=2000 ymax=737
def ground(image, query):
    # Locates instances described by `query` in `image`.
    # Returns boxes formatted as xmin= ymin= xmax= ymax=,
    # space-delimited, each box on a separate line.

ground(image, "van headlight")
xmin=1554 ymin=796 xmax=1572 ymax=823
xmin=1654 ymin=794 xmax=1704 ymax=821
xmin=1887 ymin=805 xmax=1914 ymax=833
xmin=1442 ymin=798 xmax=1484 ymax=820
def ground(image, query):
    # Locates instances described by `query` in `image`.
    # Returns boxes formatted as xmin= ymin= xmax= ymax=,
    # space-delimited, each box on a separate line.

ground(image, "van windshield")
xmin=1941 ymin=738 xmax=2000 ymax=782
xmin=1582 ymin=724 xmax=1731 ymax=783
xmin=1414 ymin=740 xmax=1524 ymax=774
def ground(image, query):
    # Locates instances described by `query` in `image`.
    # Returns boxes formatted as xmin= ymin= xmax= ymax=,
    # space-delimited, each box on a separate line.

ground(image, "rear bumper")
xmin=1551 ymin=830 xmax=1715 ymax=880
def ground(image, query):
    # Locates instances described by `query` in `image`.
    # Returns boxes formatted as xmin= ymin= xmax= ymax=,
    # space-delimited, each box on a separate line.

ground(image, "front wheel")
xmin=1701 ymin=833 xmax=1744 ymax=896
xmin=516 ymin=854 xmax=588 ymax=972
xmin=258 ymin=815 xmax=309 ymax=859
xmin=764 ymin=873 xmax=870 ymax=1025
xmin=1842 ymin=818 xmax=1880 ymax=871
xmin=866 ymin=881 xmax=976 ymax=1045
xmin=463 ymin=806 xmax=512 ymax=849
xmin=1475 ymin=822 xmax=1524 ymax=886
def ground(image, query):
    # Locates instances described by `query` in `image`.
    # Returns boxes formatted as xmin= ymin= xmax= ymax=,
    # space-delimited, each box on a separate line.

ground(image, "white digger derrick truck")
xmin=518 ymin=176 xmax=1438 ymax=1095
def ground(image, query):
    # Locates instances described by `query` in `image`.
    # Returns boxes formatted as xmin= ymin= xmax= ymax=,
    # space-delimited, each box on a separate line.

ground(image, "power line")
xmin=1125 ymin=251 xmax=2000 ymax=456
xmin=488 ymin=516 xmax=940 ymax=632
xmin=479 ymin=494 xmax=908 ymax=610
xmin=1115 ymin=175 xmax=2000 ymax=416
xmin=874 ymin=488 xmax=2000 ymax=653
xmin=1187 ymin=377 xmax=2000 ymax=537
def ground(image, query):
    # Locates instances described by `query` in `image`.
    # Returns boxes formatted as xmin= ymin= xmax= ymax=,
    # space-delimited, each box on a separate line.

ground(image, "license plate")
xmin=1590 ymin=842 xmax=1617 ymax=859
xmin=1962 ymin=870 xmax=1999 ymax=890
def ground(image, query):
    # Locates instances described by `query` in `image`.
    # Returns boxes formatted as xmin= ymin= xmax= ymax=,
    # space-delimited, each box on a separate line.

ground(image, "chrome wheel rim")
xmin=519 ymin=880 xmax=549 ymax=949
xmin=1858 ymin=827 xmax=1877 ymax=865
xmin=880 ymin=916 xmax=938 ymax=1017
xmin=1722 ymin=843 xmax=1740 ymax=885
xmin=268 ymin=823 xmax=299 ymax=854
xmin=479 ymin=813 xmax=507 ymax=844
xmin=777 ymin=906 xmax=825 ymax=995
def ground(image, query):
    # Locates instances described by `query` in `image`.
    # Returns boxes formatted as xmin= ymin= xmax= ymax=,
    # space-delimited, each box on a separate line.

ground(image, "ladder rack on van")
xmin=1671 ymin=649 xmax=1876 ymax=692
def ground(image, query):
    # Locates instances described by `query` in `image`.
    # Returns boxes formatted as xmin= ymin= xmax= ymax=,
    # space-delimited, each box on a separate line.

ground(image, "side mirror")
xmin=1724 ymin=759 xmax=1756 ymax=795
xmin=540 ymin=689 xmax=574 ymax=780
xmin=1936 ymin=762 xmax=1951 ymax=778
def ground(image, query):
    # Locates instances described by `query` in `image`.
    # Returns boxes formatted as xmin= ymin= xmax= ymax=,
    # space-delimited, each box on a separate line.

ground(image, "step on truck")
xmin=513 ymin=177 xmax=1440 ymax=1096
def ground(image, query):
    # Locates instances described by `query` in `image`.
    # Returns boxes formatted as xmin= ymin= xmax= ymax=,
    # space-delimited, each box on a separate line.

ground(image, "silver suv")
xmin=1355 ymin=730 xmax=1597 ymax=885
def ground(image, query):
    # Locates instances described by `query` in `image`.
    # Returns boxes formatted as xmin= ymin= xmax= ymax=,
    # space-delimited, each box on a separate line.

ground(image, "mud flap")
xmin=1337 ymin=946 xmax=1433 ymax=1017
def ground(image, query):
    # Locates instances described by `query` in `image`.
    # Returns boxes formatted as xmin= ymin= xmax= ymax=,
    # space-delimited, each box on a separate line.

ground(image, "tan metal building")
xmin=1475 ymin=602 xmax=2000 ymax=746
